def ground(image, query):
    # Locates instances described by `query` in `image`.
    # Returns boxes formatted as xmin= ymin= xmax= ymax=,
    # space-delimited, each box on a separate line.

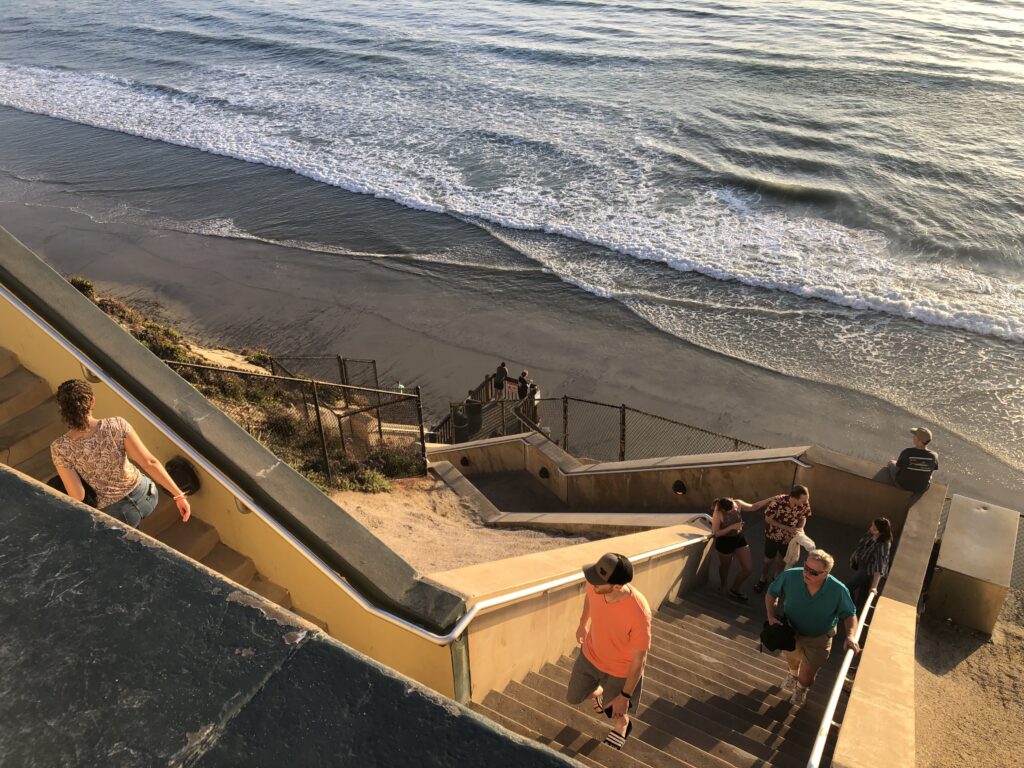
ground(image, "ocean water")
xmin=0 ymin=0 xmax=1021 ymax=470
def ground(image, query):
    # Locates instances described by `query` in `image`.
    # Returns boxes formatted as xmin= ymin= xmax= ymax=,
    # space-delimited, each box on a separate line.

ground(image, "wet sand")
xmin=2 ymin=200 xmax=1020 ymax=510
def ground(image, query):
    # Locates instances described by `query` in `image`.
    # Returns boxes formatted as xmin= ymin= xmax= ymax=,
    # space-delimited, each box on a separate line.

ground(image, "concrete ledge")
xmin=0 ymin=227 xmax=464 ymax=633
xmin=0 ymin=467 xmax=571 ymax=768
xmin=487 ymin=511 xmax=710 ymax=536
xmin=429 ymin=460 xmax=503 ymax=524
xmin=832 ymin=598 xmax=916 ymax=768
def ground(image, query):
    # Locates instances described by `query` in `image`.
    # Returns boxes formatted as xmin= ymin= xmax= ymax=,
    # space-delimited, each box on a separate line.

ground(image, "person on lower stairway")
xmin=565 ymin=553 xmax=651 ymax=752
xmin=764 ymin=549 xmax=860 ymax=707
xmin=710 ymin=497 xmax=756 ymax=602
xmin=50 ymin=379 xmax=191 ymax=529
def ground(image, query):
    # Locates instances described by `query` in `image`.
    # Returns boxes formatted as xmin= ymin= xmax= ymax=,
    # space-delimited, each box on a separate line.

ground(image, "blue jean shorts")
xmin=104 ymin=477 xmax=158 ymax=528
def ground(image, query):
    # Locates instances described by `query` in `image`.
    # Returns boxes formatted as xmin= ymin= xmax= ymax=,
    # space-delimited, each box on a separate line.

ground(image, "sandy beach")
xmin=2 ymin=200 xmax=1020 ymax=510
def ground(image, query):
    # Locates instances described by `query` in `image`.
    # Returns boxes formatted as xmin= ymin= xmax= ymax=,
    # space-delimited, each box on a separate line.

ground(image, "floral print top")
xmin=763 ymin=493 xmax=812 ymax=544
xmin=50 ymin=417 xmax=141 ymax=509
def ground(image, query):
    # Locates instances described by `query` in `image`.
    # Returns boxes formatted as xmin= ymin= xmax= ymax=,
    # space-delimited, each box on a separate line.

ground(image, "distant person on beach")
xmin=50 ymin=379 xmax=191 ymax=528
xmin=752 ymin=485 xmax=812 ymax=594
xmin=566 ymin=553 xmax=651 ymax=752
xmin=888 ymin=427 xmax=939 ymax=492
xmin=765 ymin=549 xmax=859 ymax=707
xmin=518 ymin=370 xmax=530 ymax=400
xmin=846 ymin=518 xmax=892 ymax=607
xmin=494 ymin=362 xmax=509 ymax=400
xmin=710 ymin=497 xmax=757 ymax=602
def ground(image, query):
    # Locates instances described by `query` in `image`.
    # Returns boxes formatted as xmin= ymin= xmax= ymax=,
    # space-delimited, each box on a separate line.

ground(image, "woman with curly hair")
xmin=50 ymin=379 xmax=191 ymax=528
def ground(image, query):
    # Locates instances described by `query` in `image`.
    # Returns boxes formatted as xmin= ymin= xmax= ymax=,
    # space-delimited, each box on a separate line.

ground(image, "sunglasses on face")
xmin=803 ymin=564 xmax=826 ymax=576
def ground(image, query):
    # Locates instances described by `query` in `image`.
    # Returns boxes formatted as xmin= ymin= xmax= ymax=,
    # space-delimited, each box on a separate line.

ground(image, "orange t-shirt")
xmin=582 ymin=583 xmax=652 ymax=677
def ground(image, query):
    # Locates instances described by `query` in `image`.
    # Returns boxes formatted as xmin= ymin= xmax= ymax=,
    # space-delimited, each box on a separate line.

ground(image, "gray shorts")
xmin=565 ymin=651 xmax=643 ymax=712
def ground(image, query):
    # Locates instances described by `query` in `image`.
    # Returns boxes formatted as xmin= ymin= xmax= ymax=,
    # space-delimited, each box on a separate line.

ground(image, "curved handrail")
xmin=806 ymin=590 xmax=877 ymax=768
xmin=1 ymin=282 xmax=711 ymax=647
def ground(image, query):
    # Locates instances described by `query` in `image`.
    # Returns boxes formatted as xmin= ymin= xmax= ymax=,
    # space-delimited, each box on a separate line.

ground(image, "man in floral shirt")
xmin=752 ymin=485 xmax=812 ymax=594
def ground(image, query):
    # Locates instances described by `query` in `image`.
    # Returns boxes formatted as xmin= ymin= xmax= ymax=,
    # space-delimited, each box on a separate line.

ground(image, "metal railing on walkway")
xmin=436 ymin=382 xmax=763 ymax=460
xmin=268 ymin=355 xmax=381 ymax=402
xmin=806 ymin=590 xmax=877 ymax=767
xmin=167 ymin=361 xmax=426 ymax=486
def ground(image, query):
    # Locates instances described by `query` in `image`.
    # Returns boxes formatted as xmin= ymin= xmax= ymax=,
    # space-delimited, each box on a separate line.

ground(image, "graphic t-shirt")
xmin=764 ymin=494 xmax=812 ymax=544
xmin=50 ymin=417 xmax=141 ymax=509
xmin=895 ymin=447 xmax=939 ymax=492
xmin=582 ymin=583 xmax=652 ymax=678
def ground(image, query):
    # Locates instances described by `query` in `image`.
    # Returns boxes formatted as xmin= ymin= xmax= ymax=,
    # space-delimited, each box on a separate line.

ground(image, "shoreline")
xmin=2 ymin=199 xmax=1020 ymax=509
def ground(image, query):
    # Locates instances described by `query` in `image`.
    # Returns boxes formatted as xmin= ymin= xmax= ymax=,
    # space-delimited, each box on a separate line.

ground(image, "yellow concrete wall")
xmin=794 ymin=461 xmax=911 ymax=534
xmin=429 ymin=525 xmax=712 ymax=702
xmin=427 ymin=436 xmax=527 ymax=476
xmin=831 ymin=597 xmax=916 ymax=768
xmin=0 ymin=293 xmax=457 ymax=697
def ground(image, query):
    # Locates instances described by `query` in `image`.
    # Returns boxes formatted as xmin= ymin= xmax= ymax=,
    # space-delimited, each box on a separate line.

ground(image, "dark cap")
xmin=584 ymin=553 xmax=634 ymax=586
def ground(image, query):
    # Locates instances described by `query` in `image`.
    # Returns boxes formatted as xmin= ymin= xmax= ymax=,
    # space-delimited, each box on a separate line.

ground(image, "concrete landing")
xmin=470 ymin=470 xmax=569 ymax=514
xmin=490 ymin=511 xmax=710 ymax=536
xmin=0 ymin=467 xmax=572 ymax=768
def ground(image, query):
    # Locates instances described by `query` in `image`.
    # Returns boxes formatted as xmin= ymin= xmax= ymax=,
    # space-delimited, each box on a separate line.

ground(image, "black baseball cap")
xmin=584 ymin=553 xmax=634 ymax=586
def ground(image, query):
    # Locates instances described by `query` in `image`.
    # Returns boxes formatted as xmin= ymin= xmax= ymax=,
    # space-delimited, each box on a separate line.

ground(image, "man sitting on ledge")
xmin=765 ymin=549 xmax=860 ymax=707
xmin=566 ymin=553 xmax=651 ymax=752
xmin=888 ymin=426 xmax=939 ymax=492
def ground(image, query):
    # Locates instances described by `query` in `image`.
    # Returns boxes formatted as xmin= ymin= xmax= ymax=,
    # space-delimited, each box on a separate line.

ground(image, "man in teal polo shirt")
xmin=765 ymin=549 xmax=860 ymax=707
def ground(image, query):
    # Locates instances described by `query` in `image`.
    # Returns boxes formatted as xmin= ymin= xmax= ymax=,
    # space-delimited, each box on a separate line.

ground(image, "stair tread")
xmin=0 ymin=348 xmax=18 ymax=378
xmin=156 ymin=517 xmax=219 ymax=562
xmin=13 ymin=446 xmax=56 ymax=483
xmin=0 ymin=399 xmax=64 ymax=465
xmin=540 ymin=663 xmax=807 ymax=766
xmin=523 ymin=671 xmax=770 ymax=768
xmin=249 ymin=575 xmax=293 ymax=610
xmin=138 ymin=493 xmax=181 ymax=537
xmin=201 ymin=542 xmax=256 ymax=586
xmin=483 ymin=689 xmax=674 ymax=768
xmin=0 ymin=366 xmax=51 ymax=422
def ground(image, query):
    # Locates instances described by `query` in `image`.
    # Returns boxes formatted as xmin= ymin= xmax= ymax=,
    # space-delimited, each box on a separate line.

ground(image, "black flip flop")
xmin=603 ymin=719 xmax=633 ymax=750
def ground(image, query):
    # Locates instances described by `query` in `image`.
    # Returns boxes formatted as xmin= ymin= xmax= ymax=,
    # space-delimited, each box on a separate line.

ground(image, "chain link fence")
xmin=167 ymin=362 xmax=426 ymax=488
xmin=268 ymin=355 xmax=381 ymax=398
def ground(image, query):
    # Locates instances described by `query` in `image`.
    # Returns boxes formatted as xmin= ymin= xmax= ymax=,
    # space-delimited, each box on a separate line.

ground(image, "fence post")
xmin=310 ymin=381 xmax=333 ymax=485
xmin=337 ymin=356 xmax=348 ymax=407
xmin=562 ymin=396 xmax=569 ymax=450
xmin=414 ymin=386 xmax=428 ymax=475
xmin=619 ymin=404 xmax=626 ymax=462
xmin=500 ymin=400 xmax=506 ymax=436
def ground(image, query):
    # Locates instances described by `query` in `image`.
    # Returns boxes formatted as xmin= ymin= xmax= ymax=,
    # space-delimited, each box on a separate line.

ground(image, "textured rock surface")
xmin=0 ymin=468 xmax=570 ymax=767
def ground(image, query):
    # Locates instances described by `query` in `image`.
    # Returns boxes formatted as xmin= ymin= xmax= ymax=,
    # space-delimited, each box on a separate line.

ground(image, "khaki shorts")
xmin=786 ymin=630 xmax=835 ymax=669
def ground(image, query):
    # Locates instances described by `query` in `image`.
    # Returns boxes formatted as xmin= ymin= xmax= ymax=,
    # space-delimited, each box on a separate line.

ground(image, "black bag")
xmin=760 ymin=618 xmax=796 ymax=653
xmin=47 ymin=474 xmax=99 ymax=508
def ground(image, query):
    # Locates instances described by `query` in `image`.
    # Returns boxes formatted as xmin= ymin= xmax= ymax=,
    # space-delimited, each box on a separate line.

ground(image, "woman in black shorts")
xmin=711 ymin=497 xmax=756 ymax=602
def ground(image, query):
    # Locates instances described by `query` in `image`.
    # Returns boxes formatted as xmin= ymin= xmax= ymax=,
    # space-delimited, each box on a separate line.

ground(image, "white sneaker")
xmin=790 ymin=684 xmax=808 ymax=707
xmin=782 ymin=673 xmax=799 ymax=693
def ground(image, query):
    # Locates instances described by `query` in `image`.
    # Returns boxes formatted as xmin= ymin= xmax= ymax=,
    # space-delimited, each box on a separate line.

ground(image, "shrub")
xmin=67 ymin=275 xmax=97 ymax=302
xmin=338 ymin=468 xmax=391 ymax=494
xmin=96 ymin=297 xmax=142 ymax=326
xmin=138 ymin=321 xmax=192 ymax=363
xmin=364 ymin=443 xmax=423 ymax=478
xmin=243 ymin=346 xmax=274 ymax=370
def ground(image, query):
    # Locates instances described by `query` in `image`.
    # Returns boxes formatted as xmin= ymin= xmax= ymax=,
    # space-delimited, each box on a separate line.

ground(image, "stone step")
xmin=540 ymin=663 xmax=807 ymax=767
xmin=249 ymin=575 xmax=293 ymax=611
xmin=156 ymin=517 xmax=219 ymax=562
xmin=201 ymin=542 xmax=257 ymax=586
xmin=0 ymin=366 xmax=51 ymax=424
xmin=523 ymin=671 xmax=772 ymax=768
xmin=13 ymin=447 xmax=56 ymax=483
xmin=680 ymin=590 xmax=766 ymax=625
xmin=649 ymin=631 xmax=800 ymax=694
xmin=480 ymin=691 xmax=655 ymax=768
xmin=0 ymin=348 xmax=19 ymax=379
xmin=470 ymin=702 xmax=600 ymax=766
xmin=507 ymin=679 xmax=716 ymax=768
xmin=662 ymin=602 xmax=763 ymax=643
xmin=651 ymin=617 xmax=790 ymax=680
xmin=0 ymin=398 xmax=63 ymax=466
xmin=138 ymin=491 xmax=182 ymax=537
xmin=560 ymin=653 xmax=821 ymax=738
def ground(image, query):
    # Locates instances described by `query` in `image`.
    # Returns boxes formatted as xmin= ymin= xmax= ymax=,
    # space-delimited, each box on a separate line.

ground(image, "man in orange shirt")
xmin=565 ymin=553 xmax=652 ymax=751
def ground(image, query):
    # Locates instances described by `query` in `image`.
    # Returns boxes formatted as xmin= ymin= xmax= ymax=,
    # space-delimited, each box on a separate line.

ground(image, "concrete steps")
xmin=474 ymin=588 xmax=841 ymax=767
xmin=0 ymin=347 xmax=326 ymax=641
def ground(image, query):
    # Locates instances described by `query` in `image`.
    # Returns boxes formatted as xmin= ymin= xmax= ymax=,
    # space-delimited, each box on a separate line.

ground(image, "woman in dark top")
xmin=711 ymin=497 xmax=757 ymax=602
xmin=846 ymin=517 xmax=892 ymax=606
xmin=518 ymin=370 xmax=530 ymax=400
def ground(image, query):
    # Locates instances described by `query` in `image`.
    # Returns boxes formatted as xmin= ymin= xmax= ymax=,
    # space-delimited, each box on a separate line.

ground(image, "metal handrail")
xmin=0 ymin=282 xmax=712 ymax=647
xmin=806 ymin=590 xmax=877 ymax=768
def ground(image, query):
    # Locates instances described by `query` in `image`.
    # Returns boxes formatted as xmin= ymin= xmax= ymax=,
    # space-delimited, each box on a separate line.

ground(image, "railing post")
xmin=337 ymin=355 xmax=348 ymax=407
xmin=562 ymin=395 xmax=569 ymax=450
xmin=311 ymin=381 xmax=333 ymax=485
xmin=619 ymin=404 xmax=626 ymax=461
xmin=500 ymin=400 xmax=506 ymax=436
xmin=414 ymin=386 xmax=428 ymax=475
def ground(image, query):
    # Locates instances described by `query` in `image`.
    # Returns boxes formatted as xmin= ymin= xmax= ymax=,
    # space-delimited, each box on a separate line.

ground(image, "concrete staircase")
xmin=0 ymin=347 xmax=326 ymax=631
xmin=471 ymin=588 xmax=844 ymax=768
